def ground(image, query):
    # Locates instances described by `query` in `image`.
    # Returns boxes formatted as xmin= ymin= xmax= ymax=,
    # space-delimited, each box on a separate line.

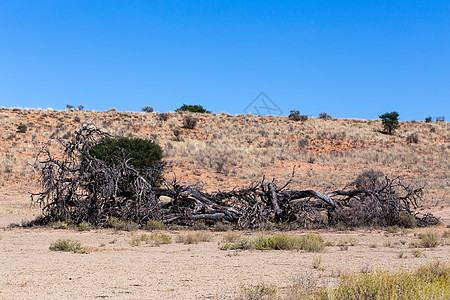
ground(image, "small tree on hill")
xmin=379 ymin=111 xmax=400 ymax=134
xmin=176 ymin=104 xmax=210 ymax=113
xmin=141 ymin=106 xmax=154 ymax=113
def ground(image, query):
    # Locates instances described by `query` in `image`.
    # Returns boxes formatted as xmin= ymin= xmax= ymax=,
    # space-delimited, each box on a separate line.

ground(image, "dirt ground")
xmin=1 ymin=217 xmax=449 ymax=300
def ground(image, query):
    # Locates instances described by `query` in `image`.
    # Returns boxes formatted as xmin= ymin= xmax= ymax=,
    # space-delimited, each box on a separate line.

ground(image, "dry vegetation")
xmin=0 ymin=108 xmax=448 ymax=215
xmin=0 ymin=107 xmax=449 ymax=299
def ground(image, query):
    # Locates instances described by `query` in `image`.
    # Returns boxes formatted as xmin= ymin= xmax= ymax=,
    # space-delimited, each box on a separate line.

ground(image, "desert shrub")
xmin=419 ymin=231 xmax=441 ymax=248
xmin=318 ymin=267 xmax=450 ymax=299
xmin=386 ymin=225 xmax=401 ymax=233
xmin=141 ymin=106 xmax=154 ymax=113
xmin=379 ymin=111 xmax=400 ymax=134
xmin=176 ymin=104 xmax=210 ymax=113
xmin=86 ymin=136 xmax=163 ymax=171
xmin=172 ymin=129 xmax=182 ymax=141
xmin=319 ymin=112 xmax=332 ymax=120
xmin=298 ymin=138 xmax=309 ymax=148
xmin=354 ymin=169 xmax=385 ymax=190
xmin=238 ymin=282 xmax=277 ymax=300
xmin=49 ymin=239 xmax=84 ymax=253
xmin=436 ymin=116 xmax=445 ymax=122
xmin=406 ymin=133 xmax=419 ymax=143
xmin=299 ymin=233 xmax=327 ymax=252
xmin=398 ymin=212 xmax=417 ymax=228
xmin=412 ymin=249 xmax=423 ymax=258
xmin=138 ymin=233 xmax=172 ymax=246
xmin=50 ymin=220 xmax=72 ymax=229
xmin=77 ymin=221 xmax=93 ymax=231
xmin=219 ymin=233 xmax=327 ymax=252
xmin=182 ymin=115 xmax=198 ymax=129
xmin=288 ymin=110 xmax=308 ymax=122
xmin=415 ymin=261 xmax=449 ymax=282
xmin=144 ymin=220 xmax=165 ymax=231
xmin=221 ymin=231 xmax=243 ymax=243
xmin=16 ymin=123 xmax=27 ymax=133
xmin=179 ymin=231 xmax=212 ymax=244
xmin=107 ymin=217 xmax=139 ymax=231
xmin=158 ymin=112 xmax=170 ymax=121
xmin=425 ymin=116 xmax=433 ymax=123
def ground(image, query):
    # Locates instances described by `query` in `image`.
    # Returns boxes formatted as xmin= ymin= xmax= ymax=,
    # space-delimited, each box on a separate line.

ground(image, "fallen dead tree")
xmin=31 ymin=125 xmax=439 ymax=229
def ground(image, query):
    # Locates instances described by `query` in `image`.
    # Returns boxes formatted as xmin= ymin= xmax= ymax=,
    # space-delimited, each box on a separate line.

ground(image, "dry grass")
xmin=0 ymin=108 xmax=448 ymax=212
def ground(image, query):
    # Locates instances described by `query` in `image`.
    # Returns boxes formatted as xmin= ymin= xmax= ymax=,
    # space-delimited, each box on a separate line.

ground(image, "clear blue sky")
xmin=1 ymin=1 xmax=449 ymax=120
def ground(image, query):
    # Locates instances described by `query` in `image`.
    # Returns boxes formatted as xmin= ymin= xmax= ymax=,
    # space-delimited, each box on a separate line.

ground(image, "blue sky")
xmin=0 ymin=1 xmax=449 ymax=120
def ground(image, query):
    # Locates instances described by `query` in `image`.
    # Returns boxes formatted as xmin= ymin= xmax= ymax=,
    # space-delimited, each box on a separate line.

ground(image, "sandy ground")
xmin=1 ymin=221 xmax=449 ymax=300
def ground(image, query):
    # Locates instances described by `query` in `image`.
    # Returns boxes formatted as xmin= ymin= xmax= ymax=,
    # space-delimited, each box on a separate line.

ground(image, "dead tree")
xmin=31 ymin=125 xmax=439 ymax=229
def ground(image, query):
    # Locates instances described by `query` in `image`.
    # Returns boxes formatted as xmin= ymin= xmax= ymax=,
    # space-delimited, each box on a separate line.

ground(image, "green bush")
xmin=144 ymin=220 xmax=165 ymax=231
xmin=219 ymin=233 xmax=327 ymax=252
xmin=49 ymin=239 xmax=84 ymax=253
xmin=107 ymin=217 xmax=139 ymax=231
xmin=86 ymin=136 xmax=163 ymax=171
xmin=379 ymin=111 xmax=400 ymax=134
xmin=176 ymin=104 xmax=210 ymax=113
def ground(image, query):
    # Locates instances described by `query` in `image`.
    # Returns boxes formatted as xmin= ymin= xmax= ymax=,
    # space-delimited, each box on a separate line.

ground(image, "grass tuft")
xmin=419 ymin=231 xmax=441 ymax=248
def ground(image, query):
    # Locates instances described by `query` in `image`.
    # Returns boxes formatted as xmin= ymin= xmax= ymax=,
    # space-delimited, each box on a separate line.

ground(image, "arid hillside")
xmin=0 ymin=108 xmax=448 ymax=216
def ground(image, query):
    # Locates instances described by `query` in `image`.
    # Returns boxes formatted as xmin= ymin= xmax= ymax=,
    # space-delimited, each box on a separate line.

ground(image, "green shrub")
xmin=107 ymin=217 xmax=139 ymax=231
xmin=145 ymin=220 xmax=165 ymax=231
xmin=379 ymin=111 xmax=400 ymax=135
xmin=419 ymin=231 xmax=441 ymax=248
xmin=137 ymin=233 xmax=172 ymax=246
xmin=86 ymin=136 xmax=163 ymax=172
xmin=49 ymin=239 xmax=84 ymax=253
xmin=175 ymin=104 xmax=210 ymax=113
xmin=77 ymin=221 xmax=93 ymax=231
xmin=219 ymin=233 xmax=327 ymax=252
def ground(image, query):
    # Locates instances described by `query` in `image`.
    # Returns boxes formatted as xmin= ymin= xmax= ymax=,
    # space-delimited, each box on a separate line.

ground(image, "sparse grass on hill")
xmin=1 ymin=108 xmax=448 ymax=210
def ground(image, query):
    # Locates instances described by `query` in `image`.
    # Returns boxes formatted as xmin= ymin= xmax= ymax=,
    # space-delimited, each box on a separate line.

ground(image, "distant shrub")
xmin=176 ymin=104 xmax=210 ymax=113
xmin=319 ymin=112 xmax=332 ymax=120
xmin=141 ymin=106 xmax=154 ymax=113
xmin=182 ymin=115 xmax=198 ymax=129
xmin=16 ymin=123 xmax=27 ymax=133
xmin=425 ymin=116 xmax=433 ymax=123
xmin=66 ymin=104 xmax=74 ymax=110
xmin=77 ymin=105 xmax=84 ymax=111
xmin=436 ymin=116 xmax=445 ymax=122
xmin=178 ymin=231 xmax=212 ymax=244
xmin=379 ymin=111 xmax=400 ymax=134
xmin=289 ymin=110 xmax=308 ymax=122
xmin=158 ymin=112 xmax=170 ymax=121
xmin=406 ymin=133 xmax=419 ymax=143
